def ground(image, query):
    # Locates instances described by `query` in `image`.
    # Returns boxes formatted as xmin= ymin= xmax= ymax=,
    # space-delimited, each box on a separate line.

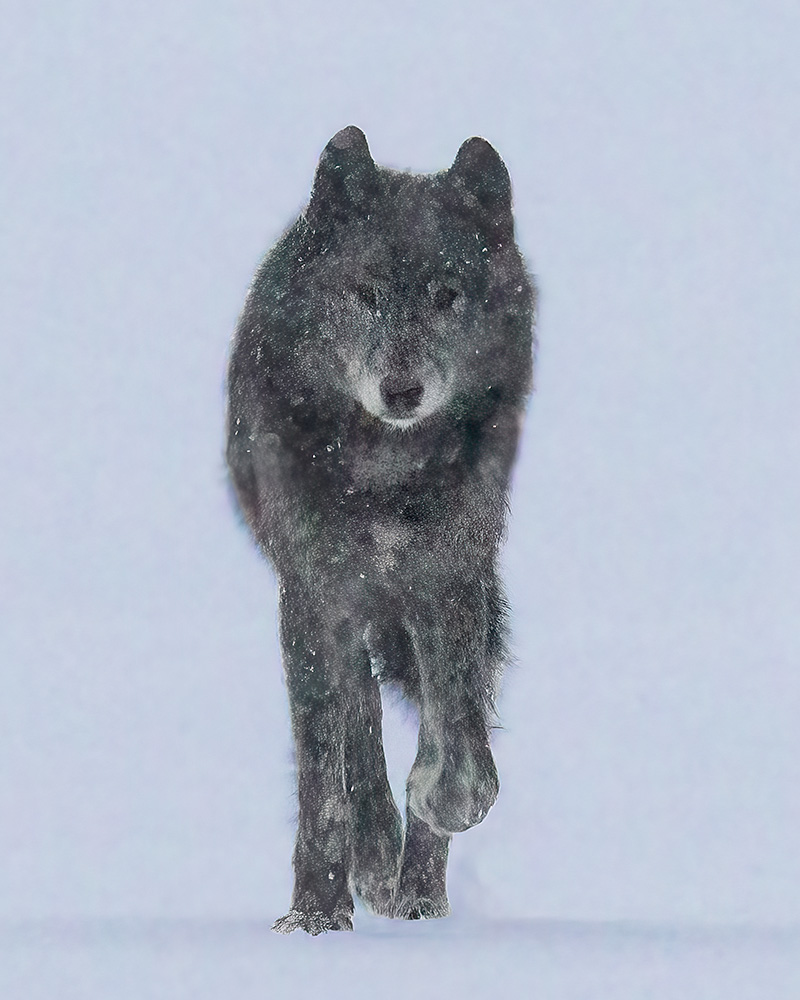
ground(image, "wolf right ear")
xmin=306 ymin=126 xmax=380 ymax=230
xmin=447 ymin=137 xmax=514 ymax=248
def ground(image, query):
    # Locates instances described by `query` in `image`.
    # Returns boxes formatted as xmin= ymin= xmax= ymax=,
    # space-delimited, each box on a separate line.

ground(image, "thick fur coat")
xmin=226 ymin=126 xmax=535 ymax=933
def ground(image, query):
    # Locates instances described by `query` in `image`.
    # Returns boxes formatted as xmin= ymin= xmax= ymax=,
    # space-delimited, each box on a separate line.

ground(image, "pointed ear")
xmin=306 ymin=126 xmax=380 ymax=230
xmin=447 ymin=137 xmax=514 ymax=248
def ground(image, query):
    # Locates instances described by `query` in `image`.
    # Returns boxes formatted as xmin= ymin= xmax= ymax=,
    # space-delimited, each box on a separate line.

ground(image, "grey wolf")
xmin=226 ymin=125 xmax=535 ymax=933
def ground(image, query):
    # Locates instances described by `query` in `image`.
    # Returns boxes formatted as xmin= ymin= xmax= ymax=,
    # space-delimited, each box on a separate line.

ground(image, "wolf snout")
xmin=379 ymin=373 xmax=424 ymax=416
xmin=353 ymin=361 xmax=449 ymax=428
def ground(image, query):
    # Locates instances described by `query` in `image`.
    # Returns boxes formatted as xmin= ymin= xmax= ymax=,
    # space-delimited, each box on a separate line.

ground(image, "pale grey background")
xmin=2 ymin=0 xmax=799 ymax=994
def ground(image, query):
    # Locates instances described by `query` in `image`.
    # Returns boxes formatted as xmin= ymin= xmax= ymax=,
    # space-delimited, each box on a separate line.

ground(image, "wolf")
xmin=225 ymin=126 xmax=535 ymax=934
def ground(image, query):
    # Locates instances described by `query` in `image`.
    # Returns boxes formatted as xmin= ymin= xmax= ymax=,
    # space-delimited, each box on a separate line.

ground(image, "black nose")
xmin=379 ymin=374 xmax=424 ymax=414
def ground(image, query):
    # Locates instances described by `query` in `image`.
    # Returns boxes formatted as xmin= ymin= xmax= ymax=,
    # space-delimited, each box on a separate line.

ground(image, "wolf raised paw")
xmin=408 ymin=728 xmax=500 ymax=835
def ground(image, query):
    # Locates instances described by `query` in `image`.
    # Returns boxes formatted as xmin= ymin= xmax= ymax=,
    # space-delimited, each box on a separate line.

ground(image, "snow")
xmin=2 ymin=917 xmax=799 ymax=1000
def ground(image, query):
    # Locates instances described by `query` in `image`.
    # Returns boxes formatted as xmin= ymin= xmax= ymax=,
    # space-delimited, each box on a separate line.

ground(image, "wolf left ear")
xmin=306 ymin=126 xmax=380 ymax=230
xmin=447 ymin=137 xmax=514 ymax=248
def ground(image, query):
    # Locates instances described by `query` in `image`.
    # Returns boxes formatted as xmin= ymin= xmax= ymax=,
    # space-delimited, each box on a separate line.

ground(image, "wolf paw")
xmin=393 ymin=892 xmax=451 ymax=920
xmin=272 ymin=908 xmax=354 ymax=935
xmin=408 ymin=738 xmax=499 ymax=835
xmin=351 ymin=873 xmax=398 ymax=918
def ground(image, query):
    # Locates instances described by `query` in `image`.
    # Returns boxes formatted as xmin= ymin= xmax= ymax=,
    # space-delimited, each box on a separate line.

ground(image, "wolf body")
xmin=226 ymin=126 xmax=535 ymax=934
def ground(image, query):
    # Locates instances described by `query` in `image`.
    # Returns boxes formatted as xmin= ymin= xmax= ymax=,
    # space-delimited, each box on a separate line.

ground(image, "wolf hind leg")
xmin=346 ymin=652 xmax=403 ymax=917
xmin=393 ymin=805 xmax=451 ymax=919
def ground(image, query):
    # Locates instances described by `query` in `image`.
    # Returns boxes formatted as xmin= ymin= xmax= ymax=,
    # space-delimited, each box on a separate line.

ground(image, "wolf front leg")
xmin=405 ymin=573 xmax=501 ymax=838
xmin=393 ymin=573 xmax=502 ymax=920
xmin=272 ymin=581 xmax=356 ymax=935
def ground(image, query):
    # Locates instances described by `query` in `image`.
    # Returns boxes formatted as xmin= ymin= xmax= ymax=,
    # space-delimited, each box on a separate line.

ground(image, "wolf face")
xmin=273 ymin=126 xmax=533 ymax=434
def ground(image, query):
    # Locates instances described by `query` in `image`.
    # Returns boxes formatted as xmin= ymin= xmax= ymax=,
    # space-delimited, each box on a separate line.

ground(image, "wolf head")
xmin=287 ymin=126 xmax=533 ymax=431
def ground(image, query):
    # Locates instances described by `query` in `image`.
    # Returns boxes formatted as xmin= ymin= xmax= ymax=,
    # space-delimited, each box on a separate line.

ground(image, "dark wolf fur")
xmin=226 ymin=126 xmax=535 ymax=934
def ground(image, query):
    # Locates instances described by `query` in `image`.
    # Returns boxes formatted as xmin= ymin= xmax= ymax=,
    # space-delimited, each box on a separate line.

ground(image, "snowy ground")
xmin=3 ymin=915 xmax=800 ymax=1000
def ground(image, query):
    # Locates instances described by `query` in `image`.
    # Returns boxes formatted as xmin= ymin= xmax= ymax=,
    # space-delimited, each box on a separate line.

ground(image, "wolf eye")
xmin=354 ymin=283 xmax=378 ymax=310
xmin=432 ymin=286 xmax=459 ymax=310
